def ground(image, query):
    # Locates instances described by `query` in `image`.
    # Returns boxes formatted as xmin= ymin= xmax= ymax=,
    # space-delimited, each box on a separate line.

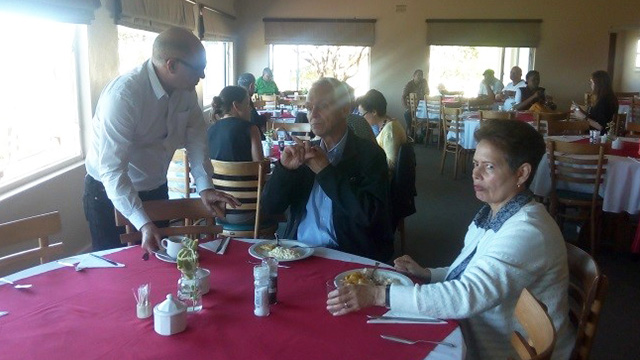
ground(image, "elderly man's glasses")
xmin=175 ymin=58 xmax=205 ymax=74
xmin=359 ymin=111 xmax=369 ymax=117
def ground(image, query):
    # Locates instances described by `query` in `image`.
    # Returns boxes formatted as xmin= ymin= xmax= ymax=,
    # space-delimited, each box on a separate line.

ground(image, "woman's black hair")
xmin=357 ymin=89 xmax=387 ymax=116
xmin=211 ymin=85 xmax=248 ymax=118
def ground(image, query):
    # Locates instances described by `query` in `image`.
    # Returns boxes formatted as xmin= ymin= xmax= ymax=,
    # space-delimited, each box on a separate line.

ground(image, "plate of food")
xmin=248 ymin=240 xmax=314 ymax=262
xmin=334 ymin=268 xmax=413 ymax=286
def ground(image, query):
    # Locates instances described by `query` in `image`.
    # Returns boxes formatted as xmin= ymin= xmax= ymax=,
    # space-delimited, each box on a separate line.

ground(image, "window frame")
xmin=635 ymin=38 xmax=640 ymax=71
xmin=202 ymin=40 xmax=234 ymax=111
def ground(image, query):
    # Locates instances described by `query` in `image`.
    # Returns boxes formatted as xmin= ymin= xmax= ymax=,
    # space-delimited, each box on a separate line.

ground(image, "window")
xmin=202 ymin=41 xmax=233 ymax=105
xmin=117 ymin=26 xmax=158 ymax=75
xmin=0 ymin=12 xmax=84 ymax=192
xmin=270 ymin=44 xmax=370 ymax=96
xmin=636 ymin=39 xmax=640 ymax=69
xmin=428 ymin=46 xmax=535 ymax=96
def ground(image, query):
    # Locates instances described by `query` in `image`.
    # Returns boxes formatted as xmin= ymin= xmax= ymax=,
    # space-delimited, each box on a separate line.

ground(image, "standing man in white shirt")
xmin=84 ymin=27 xmax=240 ymax=253
xmin=497 ymin=66 xmax=526 ymax=110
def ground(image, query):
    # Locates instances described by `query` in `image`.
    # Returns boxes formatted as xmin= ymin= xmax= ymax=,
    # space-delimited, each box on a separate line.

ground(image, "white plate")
xmin=248 ymin=240 xmax=314 ymax=262
xmin=154 ymin=249 xmax=177 ymax=263
xmin=334 ymin=268 xmax=413 ymax=286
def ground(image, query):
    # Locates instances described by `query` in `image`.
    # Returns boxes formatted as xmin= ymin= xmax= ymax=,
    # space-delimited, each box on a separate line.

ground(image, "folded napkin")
xmin=367 ymin=310 xmax=447 ymax=325
xmin=0 ymin=311 xmax=8 ymax=318
xmin=76 ymin=255 xmax=125 ymax=270
xmin=199 ymin=238 xmax=229 ymax=255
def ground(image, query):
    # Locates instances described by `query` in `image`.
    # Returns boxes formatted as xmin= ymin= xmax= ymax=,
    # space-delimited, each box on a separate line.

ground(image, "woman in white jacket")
xmin=327 ymin=119 xmax=574 ymax=360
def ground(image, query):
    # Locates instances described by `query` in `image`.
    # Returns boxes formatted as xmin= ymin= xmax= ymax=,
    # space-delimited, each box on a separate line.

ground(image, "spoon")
xmin=380 ymin=334 xmax=456 ymax=348
xmin=246 ymin=260 xmax=291 ymax=269
xmin=0 ymin=277 xmax=33 ymax=289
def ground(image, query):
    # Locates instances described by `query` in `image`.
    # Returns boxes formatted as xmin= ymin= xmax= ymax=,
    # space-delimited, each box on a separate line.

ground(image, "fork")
xmin=246 ymin=260 xmax=291 ymax=268
xmin=380 ymin=334 xmax=456 ymax=348
xmin=0 ymin=277 xmax=33 ymax=289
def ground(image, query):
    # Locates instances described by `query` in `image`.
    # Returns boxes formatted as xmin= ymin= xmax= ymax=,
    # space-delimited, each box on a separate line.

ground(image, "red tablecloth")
xmin=0 ymin=242 xmax=457 ymax=359
xmin=574 ymin=138 xmax=640 ymax=158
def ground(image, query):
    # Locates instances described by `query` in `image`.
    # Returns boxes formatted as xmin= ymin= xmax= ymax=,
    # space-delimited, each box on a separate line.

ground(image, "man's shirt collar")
xmin=146 ymin=59 xmax=167 ymax=100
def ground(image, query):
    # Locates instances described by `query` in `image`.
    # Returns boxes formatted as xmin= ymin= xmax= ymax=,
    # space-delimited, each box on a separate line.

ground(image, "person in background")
xmin=344 ymin=82 xmax=376 ymax=143
xmin=478 ymin=69 xmax=504 ymax=101
xmin=496 ymin=66 xmax=526 ymax=110
xmin=83 ymin=27 xmax=239 ymax=253
xmin=514 ymin=70 xmax=556 ymax=111
xmin=255 ymin=67 xmax=280 ymax=95
xmin=261 ymin=78 xmax=393 ymax=262
xmin=208 ymin=85 xmax=263 ymax=162
xmin=358 ymin=89 xmax=407 ymax=176
xmin=237 ymin=72 xmax=270 ymax=139
xmin=401 ymin=69 xmax=428 ymax=129
xmin=572 ymin=70 xmax=618 ymax=135
xmin=327 ymin=119 xmax=574 ymax=360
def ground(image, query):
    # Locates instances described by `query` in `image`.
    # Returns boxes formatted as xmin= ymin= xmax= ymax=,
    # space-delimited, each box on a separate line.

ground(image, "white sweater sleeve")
xmin=390 ymin=218 xmax=547 ymax=319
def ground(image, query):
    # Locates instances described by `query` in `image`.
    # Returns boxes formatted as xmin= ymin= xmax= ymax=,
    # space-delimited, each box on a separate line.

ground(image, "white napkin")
xmin=76 ymin=255 xmax=125 ymax=270
xmin=0 ymin=311 xmax=8 ymax=318
xmin=367 ymin=310 xmax=447 ymax=325
xmin=199 ymin=238 xmax=228 ymax=254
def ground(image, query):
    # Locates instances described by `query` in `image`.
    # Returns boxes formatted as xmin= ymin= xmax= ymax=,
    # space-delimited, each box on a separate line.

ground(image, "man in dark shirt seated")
xmin=261 ymin=78 xmax=394 ymax=262
xmin=238 ymin=72 xmax=270 ymax=139
xmin=402 ymin=69 xmax=428 ymax=129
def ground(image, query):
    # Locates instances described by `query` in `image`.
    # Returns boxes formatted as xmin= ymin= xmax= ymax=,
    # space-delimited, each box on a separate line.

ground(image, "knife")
xmin=218 ymin=237 xmax=230 ymax=254
xmin=367 ymin=315 xmax=445 ymax=323
xmin=214 ymin=238 xmax=226 ymax=253
xmin=90 ymin=253 xmax=119 ymax=266
xmin=380 ymin=334 xmax=456 ymax=348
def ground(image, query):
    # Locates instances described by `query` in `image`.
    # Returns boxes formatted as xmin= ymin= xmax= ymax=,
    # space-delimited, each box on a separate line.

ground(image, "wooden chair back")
xmin=479 ymin=110 xmax=515 ymax=121
xmin=0 ymin=211 xmax=63 ymax=275
xmin=268 ymin=122 xmax=312 ymax=141
xmin=211 ymin=159 xmax=270 ymax=238
xmin=625 ymin=121 xmax=640 ymax=137
xmin=565 ymin=242 xmax=608 ymax=360
xmin=610 ymin=113 xmax=626 ymax=137
xmin=425 ymin=95 xmax=442 ymax=120
xmin=114 ymin=199 xmax=221 ymax=244
xmin=535 ymin=112 xmax=571 ymax=135
xmin=546 ymin=140 xmax=606 ymax=254
xmin=546 ymin=121 xmax=590 ymax=136
xmin=442 ymin=107 xmax=463 ymax=144
xmin=260 ymin=94 xmax=278 ymax=109
xmin=615 ymin=91 xmax=639 ymax=102
xmin=631 ymin=96 xmax=640 ymax=122
xmin=167 ymin=149 xmax=192 ymax=198
xmin=511 ymin=288 xmax=557 ymax=360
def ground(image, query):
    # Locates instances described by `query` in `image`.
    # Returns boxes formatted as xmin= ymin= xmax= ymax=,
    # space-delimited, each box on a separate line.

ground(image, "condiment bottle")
xmin=262 ymin=257 xmax=278 ymax=304
xmin=254 ymin=265 xmax=270 ymax=317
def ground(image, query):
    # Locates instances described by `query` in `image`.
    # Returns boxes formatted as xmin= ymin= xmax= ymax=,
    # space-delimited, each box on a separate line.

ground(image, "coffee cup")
xmin=160 ymin=236 xmax=187 ymax=259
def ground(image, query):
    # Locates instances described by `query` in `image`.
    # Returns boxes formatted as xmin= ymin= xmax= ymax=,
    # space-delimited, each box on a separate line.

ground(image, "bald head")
xmin=152 ymin=27 xmax=203 ymax=66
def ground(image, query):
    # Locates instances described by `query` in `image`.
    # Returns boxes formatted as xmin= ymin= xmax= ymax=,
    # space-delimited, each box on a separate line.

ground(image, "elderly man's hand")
xmin=200 ymin=189 xmax=242 ymax=218
xmin=303 ymin=141 xmax=330 ymax=174
xmin=279 ymin=142 xmax=307 ymax=170
xmin=140 ymin=222 xmax=162 ymax=254
xmin=326 ymin=284 xmax=385 ymax=316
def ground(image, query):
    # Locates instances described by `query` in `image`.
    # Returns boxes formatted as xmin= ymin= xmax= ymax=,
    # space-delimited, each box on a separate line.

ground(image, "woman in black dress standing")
xmin=208 ymin=85 xmax=263 ymax=162
xmin=572 ymin=70 xmax=618 ymax=135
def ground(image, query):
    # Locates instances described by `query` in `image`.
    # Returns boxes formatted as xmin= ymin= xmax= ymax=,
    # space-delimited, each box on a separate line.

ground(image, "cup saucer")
xmin=153 ymin=249 xmax=177 ymax=263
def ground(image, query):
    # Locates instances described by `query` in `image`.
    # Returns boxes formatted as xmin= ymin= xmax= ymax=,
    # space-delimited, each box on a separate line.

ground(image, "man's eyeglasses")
xmin=359 ymin=111 xmax=369 ymax=117
xmin=175 ymin=58 xmax=205 ymax=74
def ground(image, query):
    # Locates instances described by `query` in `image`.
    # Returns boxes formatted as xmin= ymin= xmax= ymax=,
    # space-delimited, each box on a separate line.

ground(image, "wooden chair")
xmin=625 ymin=121 xmax=640 ymax=137
xmin=546 ymin=141 xmax=606 ymax=255
xmin=268 ymin=122 xmax=312 ymax=141
xmin=565 ymin=242 xmax=609 ymax=360
xmin=534 ymin=112 xmax=571 ymax=136
xmin=0 ymin=211 xmax=63 ymax=275
xmin=440 ymin=107 xmax=470 ymax=179
xmin=167 ymin=149 xmax=192 ymax=198
xmin=211 ymin=159 xmax=277 ymax=239
xmin=511 ymin=288 xmax=557 ymax=360
xmin=408 ymin=92 xmax=420 ymax=139
xmin=260 ymin=94 xmax=278 ymax=109
xmin=615 ymin=91 xmax=639 ymax=102
xmin=546 ymin=121 xmax=590 ymax=136
xmin=479 ymin=110 xmax=515 ymax=122
xmin=610 ymin=113 xmax=626 ymax=137
xmin=631 ymin=96 xmax=640 ymax=123
xmin=424 ymin=95 xmax=443 ymax=148
xmin=114 ymin=199 xmax=221 ymax=245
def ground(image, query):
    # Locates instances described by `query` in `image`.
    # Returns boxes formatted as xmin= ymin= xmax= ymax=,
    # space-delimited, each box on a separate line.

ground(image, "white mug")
xmin=160 ymin=236 xmax=187 ymax=259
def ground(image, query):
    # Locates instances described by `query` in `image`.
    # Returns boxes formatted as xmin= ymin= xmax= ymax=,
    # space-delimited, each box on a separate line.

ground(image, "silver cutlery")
xmin=152 ymin=250 xmax=176 ymax=262
xmin=57 ymin=260 xmax=84 ymax=272
xmin=274 ymin=233 xmax=281 ymax=248
xmin=214 ymin=237 xmax=227 ymax=253
xmin=289 ymin=245 xmax=324 ymax=249
xmin=0 ymin=277 xmax=33 ymax=289
xmin=367 ymin=315 xmax=444 ymax=323
xmin=380 ymin=334 xmax=456 ymax=348
xmin=369 ymin=261 xmax=380 ymax=281
xmin=90 ymin=253 xmax=119 ymax=266
xmin=246 ymin=260 xmax=290 ymax=268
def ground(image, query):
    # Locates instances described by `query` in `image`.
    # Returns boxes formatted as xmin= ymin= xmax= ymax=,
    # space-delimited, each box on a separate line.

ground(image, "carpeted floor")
xmin=399 ymin=144 xmax=640 ymax=359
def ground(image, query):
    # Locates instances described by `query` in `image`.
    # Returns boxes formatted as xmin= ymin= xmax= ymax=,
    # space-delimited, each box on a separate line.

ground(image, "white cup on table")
xmin=160 ymin=236 xmax=187 ymax=258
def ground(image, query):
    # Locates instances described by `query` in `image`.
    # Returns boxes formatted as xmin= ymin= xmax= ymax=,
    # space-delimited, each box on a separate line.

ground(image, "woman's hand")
xmin=394 ymin=255 xmax=430 ymax=281
xmin=326 ymin=284 xmax=385 ymax=316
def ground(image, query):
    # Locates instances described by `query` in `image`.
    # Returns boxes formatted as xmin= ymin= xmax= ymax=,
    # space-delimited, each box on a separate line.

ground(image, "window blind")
xmin=426 ymin=19 xmax=542 ymax=47
xmin=264 ymin=18 xmax=376 ymax=46
xmin=0 ymin=0 xmax=101 ymax=24
xmin=199 ymin=5 xmax=235 ymax=41
xmin=113 ymin=0 xmax=195 ymax=33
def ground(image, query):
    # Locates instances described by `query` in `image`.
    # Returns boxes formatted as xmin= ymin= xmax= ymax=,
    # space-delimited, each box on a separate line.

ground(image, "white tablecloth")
xmin=530 ymin=136 xmax=640 ymax=214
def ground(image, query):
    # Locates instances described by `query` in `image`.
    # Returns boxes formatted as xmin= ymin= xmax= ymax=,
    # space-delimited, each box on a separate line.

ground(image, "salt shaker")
xmin=262 ymin=257 xmax=278 ymax=304
xmin=254 ymin=265 xmax=270 ymax=316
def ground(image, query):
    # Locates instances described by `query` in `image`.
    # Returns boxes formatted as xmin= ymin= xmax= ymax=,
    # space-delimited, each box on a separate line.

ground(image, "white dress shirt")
xmin=85 ymin=60 xmax=214 ymax=229
xmin=503 ymin=80 xmax=527 ymax=110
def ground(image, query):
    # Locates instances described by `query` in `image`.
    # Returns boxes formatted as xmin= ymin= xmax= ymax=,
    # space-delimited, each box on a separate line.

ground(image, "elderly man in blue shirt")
xmin=261 ymin=78 xmax=393 ymax=261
